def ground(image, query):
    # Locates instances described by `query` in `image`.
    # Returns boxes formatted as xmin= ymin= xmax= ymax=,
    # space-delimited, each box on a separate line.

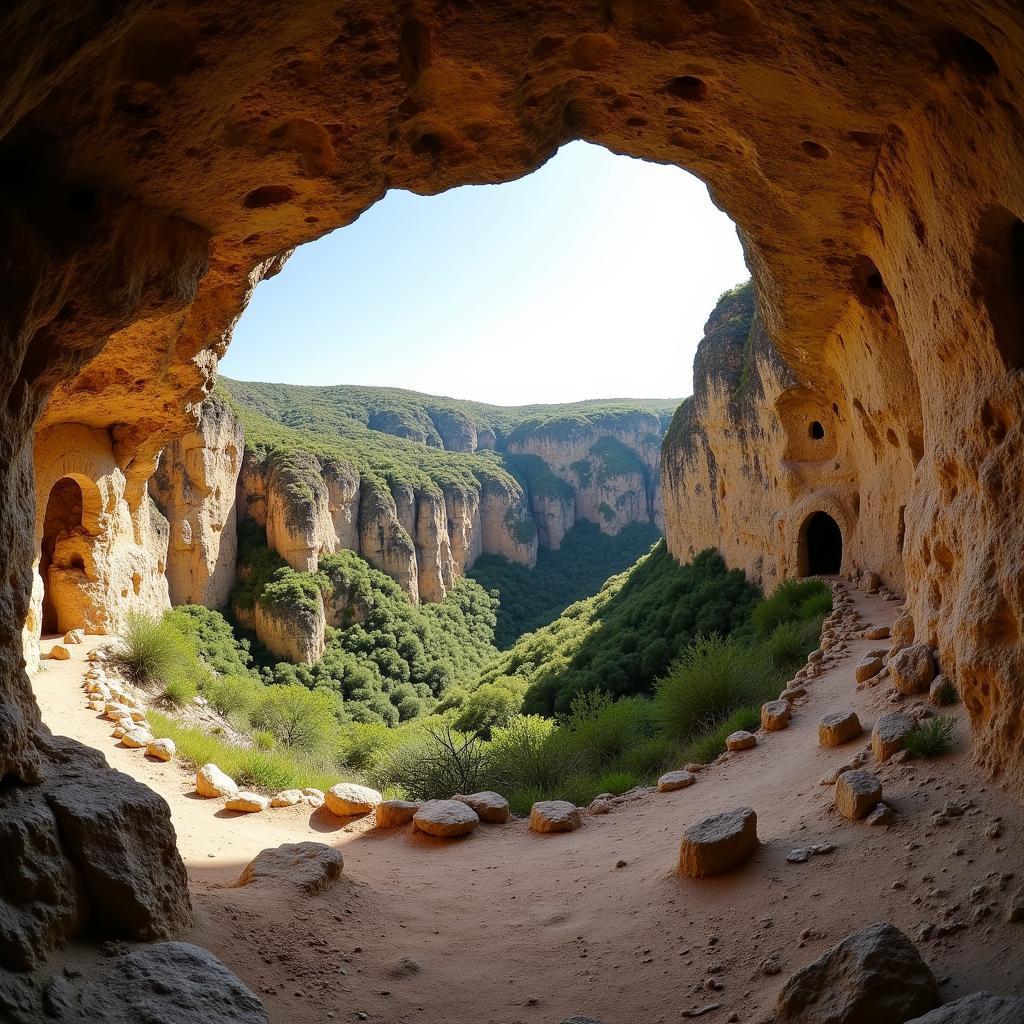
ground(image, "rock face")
xmin=3 ymin=0 xmax=1024 ymax=977
xmin=776 ymin=923 xmax=939 ymax=1023
xmin=678 ymin=807 xmax=758 ymax=878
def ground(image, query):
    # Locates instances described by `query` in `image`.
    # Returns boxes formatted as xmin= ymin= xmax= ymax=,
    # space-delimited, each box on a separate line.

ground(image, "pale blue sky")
xmin=222 ymin=142 xmax=749 ymax=405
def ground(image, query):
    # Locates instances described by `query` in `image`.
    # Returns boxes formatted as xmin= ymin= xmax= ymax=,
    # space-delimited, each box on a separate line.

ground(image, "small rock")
xmin=225 ymin=792 xmax=270 ymax=813
xmin=678 ymin=807 xmax=758 ymax=878
xmin=762 ymin=956 xmax=782 ymax=976
xmin=658 ymin=770 xmax=697 ymax=792
xmin=196 ymin=763 xmax=239 ymax=799
xmin=787 ymin=848 xmax=810 ymax=864
xmin=413 ymin=800 xmax=480 ymax=838
xmin=818 ymin=710 xmax=862 ymax=747
xmin=725 ymin=731 xmax=756 ymax=751
xmin=269 ymin=789 xmax=304 ymax=807
xmin=235 ymin=841 xmax=343 ymax=894
xmin=835 ymin=769 xmax=882 ymax=820
xmin=588 ymin=798 xmax=612 ymax=815
xmin=872 ymin=711 xmax=915 ymax=762
xmin=63 ymin=629 xmax=85 ymax=644
xmin=684 ymin=762 xmax=707 ymax=773
xmin=928 ymin=675 xmax=955 ymax=705
xmin=145 ymin=738 xmax=175 ymax=761
xmin=864 ymin=625 xmax=890 ymax=640
xmin=761 ymin=699 xmax=791 ymax=731
xmin=121 ymin=728 xmax=154 ymax=749
xmin=866 ymin=802 xmax=895 ymax=826
xmin=855 ymin=656 xmax=884 ymax=684
xmin=324 ymin=782 xmax=382 ymax=817
xmin=1007 ymin=890 xmax=1024 ymax=923
xmin=780 ymin=685 xmax=807 ymax=702
xmin=530 ymin=800 xmax=582 ymax=834
xmin=47 ymin=644 xmax=71 ymax=661
xmin=375 ymin=799 xmax=421 ymax=828
xmin=890 ymin=644 xmax=936 ymax=695
xmin=453 ymin=791 xmax=509 ymax=823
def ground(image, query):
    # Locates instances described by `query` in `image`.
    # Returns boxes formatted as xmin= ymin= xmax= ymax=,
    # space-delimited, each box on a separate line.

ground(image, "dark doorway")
xmin=802 ymin=511 xmax=842 ymax=575
xmin=41 ymin=477 xmax=85 ymax=634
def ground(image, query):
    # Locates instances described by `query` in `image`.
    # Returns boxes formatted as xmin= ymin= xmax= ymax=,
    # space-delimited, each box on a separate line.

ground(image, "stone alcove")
xmin=776 ymin=387 xmax=839 ymax=463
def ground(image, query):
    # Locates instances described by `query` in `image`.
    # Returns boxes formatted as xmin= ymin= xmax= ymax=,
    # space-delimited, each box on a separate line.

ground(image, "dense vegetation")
xmin=477 ymin=544 xmax=764 ymax=715
xmin=468 ymin=521 xmax=661 ymax=647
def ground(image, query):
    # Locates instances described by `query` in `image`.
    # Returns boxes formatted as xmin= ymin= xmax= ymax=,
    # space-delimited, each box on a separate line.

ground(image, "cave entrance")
xmin=40 ymin=476 xmax=90 ymax=635
xmin=800 ymin=511 xmax=843 ymax=576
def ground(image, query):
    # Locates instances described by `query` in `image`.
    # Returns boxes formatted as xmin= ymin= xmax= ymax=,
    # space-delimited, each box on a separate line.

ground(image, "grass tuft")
xmin=904 ymin=715 xmax=957 ymax=758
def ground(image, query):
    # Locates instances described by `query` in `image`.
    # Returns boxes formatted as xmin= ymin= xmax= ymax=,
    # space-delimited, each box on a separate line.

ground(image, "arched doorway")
xmin=800 ymin=511 xmax=843 ymax=576
xmin=40 ymin=476 xmax=88 ymax=634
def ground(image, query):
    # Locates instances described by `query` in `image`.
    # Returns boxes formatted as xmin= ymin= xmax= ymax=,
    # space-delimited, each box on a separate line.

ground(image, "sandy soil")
xmin=34 ymin=583 xmax=1024 ymax=1023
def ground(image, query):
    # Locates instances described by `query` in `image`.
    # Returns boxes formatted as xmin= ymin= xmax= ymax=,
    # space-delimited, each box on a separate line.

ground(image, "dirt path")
xmin=34 ymin=584 xmax=1024 ymax=1023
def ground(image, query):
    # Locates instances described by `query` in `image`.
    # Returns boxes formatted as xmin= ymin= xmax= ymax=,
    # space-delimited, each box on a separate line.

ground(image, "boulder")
xmin=588 ymin=798 xmax=612 ymax=815
xmin=375 ymin=799 xmax=421 ymax=828
xmin=781 ymin=685 xmax=807 ymax=702
xmin=658 ymin=770 xmax=697 ymax=792
xmin=413 ymin=799 xmax=479 ymax=838
xmin=47 ymin=644 xmax=71 ymax=661
xmin=860 ymin=571 xmax=881 ymax=594
xmin=121 ymin=728 xmax=154 ymax=749
xmin=761 ymin=699 xmax=791 ymax=731
xmin=855 ymin=656 xmax=883 ymax=683
xmin=301 ymin=787 xmax=325 ymax=807
xmin=835 ymin=769 xmax=882 ymax=820
xmin=890 ymin=610 xmax=915 ymax=654
xmin=726 ymin=730 xmax=757 ymax=751
xmin=324 ymin=782 xmax=382 ymax=817
xmin=195 ymin=764 xmax=239 ymax=799
xmin=928 ymin=675 xmax=955 ymax=705
xmin=890 ymin=643 xmax=936 ymax=695
xmin=75 ymin=941 xmax=268 ymax=1023
xmin=270 ymin=789 xmax=304 ymax=807
xmin=776 ymin=922 xmax=939 ymax=1023
xmin=225 ymin=792 xmax=270 ymax=813
xmin=818 ymin=711 xmax=862 ymax=747
xmin=454 ymin=790 xmax=509 ymax=823
xmin=235 ymin=842 xmax=344 ymax=895
xmin=678 ymin=807 xmax=758 ymax=878
xmin=904 ymin=993 xmax=1024 ymax=1022
xmin=872 ymin=712 xmax=915 ymax=762
xmin=530 ymin=800 xmax=582 ymax=834
xmin=63 ymin=629 xmax=84 ymax=644
xmin=864 ymin=625 xmax=891 ymax=640
xmin=145 ymin=738 xmax=175 ymax=762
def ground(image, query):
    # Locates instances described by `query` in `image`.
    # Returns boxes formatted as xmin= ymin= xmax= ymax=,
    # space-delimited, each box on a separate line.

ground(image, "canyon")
xmin=1 ymin=0 xmax=1023 ymax=1018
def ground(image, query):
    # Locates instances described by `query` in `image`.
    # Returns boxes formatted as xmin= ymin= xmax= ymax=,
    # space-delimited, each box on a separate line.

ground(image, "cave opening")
xmin=800 ymin=510 xmax=843 ymax=576
xmin=975 ymin=206 xmax=1024 ymax=370
xmin=40 ymin=476 xmax=87 ymax=635
xmin=809 ymin=420 xmax=825 ymax=440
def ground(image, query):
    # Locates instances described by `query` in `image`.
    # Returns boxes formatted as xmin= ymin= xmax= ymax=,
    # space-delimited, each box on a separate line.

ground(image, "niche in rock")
xmin=800 ymin=511 xmax=843 ymax=576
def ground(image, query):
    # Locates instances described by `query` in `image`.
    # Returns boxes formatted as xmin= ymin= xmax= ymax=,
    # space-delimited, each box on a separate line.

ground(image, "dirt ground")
xmin=34 ymin=582 xmax=1024 ymax=1023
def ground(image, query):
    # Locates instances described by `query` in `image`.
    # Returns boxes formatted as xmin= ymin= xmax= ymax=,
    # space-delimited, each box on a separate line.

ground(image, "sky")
xmin=221 ymin=141 xmax=749 ymax=406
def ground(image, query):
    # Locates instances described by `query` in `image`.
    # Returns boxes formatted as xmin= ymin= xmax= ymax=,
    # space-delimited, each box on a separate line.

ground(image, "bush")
xmin=751 ymin=578 xmax=831 ymax=639
xmin=453 ymin=680 xmax=523 ymax=738
xmin=203 ymin=674 xmax=265 ymax=727
xmin=251 ymin=684 xmax=340 ymax=751
xmin=590 ymin=770 xmax=640 ymax=796
xmin=374 ymin=726 xmax=489 ymax=801
xmin=564 ymin=692 xmax=656 ymax=768
xmin=764 ymin=617 xmax=825 ymax=674
xmin=932 ymin=679 xmax=959 ymax=706
xmin=110 ymin=612 xmax=200 ymax=689
xmin=677 ymin=705 xmax=761 ymax=766
xmin=654 ymin=635 xmax=772 ymax=740
xmin=164 ymin=673 xmax=199 ymax=706
xmin=905 ymin=716 xmax=957 ymax=758
xmin=486 ymin=715 xmax=582 ymax=796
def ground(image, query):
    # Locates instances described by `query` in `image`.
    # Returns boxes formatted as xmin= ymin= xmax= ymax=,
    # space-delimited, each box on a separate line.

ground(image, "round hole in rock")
xmin=809 ymin=420 xmax=825 ymax=440
xmin=934 ymin=29 xmax=999 ymax=78
xmin=800 ymin=511 xmax=842 ymax=576
xmin=243 ymin=185 xmax=296 ymax=209
xmin=666 ymin=75 xmax=707 ymax=101
xmin=801 ymin=140 xmax=830 ymax=159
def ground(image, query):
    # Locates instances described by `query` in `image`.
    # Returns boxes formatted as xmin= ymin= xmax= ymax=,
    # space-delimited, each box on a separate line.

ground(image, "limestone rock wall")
xmin=150 ymin=394 xmax=243 ymax=608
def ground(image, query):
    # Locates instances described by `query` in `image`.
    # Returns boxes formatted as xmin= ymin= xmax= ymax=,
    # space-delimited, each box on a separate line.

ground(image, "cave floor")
xmin=34 ymin=585 xmax=1024 ymax=1024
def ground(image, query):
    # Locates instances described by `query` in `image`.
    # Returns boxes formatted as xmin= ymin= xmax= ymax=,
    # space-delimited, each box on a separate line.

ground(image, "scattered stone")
xmin=861 ymin=571 xmax=881 ymax=594
xmin=761 ymin=699 xmax=791 ymax=731
xmin=867 ymin=802 xmax=895 ymax=826
xmin=588 ymin=798 xmax=612 ymax=815
xmin=301 ymin=787 xmax=325 ymax=807
xmin=121 ymin=728 xmax=154 ymax=749
xmin=1007 ymin=890 xmax=1024 ymax=923
xmin=855 ymin=656 xmax=884 ymax=684
xmin=560 ymin=1018 xmax=606 ymax=1024
xmin=684 ymin=762 xmax=707 ymax=773
xmin=225 ymin=792 xmax=270 ymax=813
xmin=776 ymin=922 xmax=939 ymax=1023
xmin=47 ymin=644 xmax=71 ymax=661
xmin=658 ymin=770 xmax=697 ymax=792
xmin=781 ymin=685 xmax=807 ymax=702
xmin=678 ymin=807 xmax=758 ymax=878
xmin=63 ymin=629 xmax=85 ymax=644
xmin=864 ymin=625 xmax=890 ymax=640
xmin=904 ymin=992 xmax=1024 ymax=1022
xmin=530 ymin=800 xmax=582 ymax=834
xmin=762 ymin=956 xmax=783 ymax=976
xmin=86 ymin=699 xmax=105 ymax=712
xmin=413 ymin=799 xmax=479 ymax=838
xmin=819 ymin=711 xmax=862 ymax=747
xmin=834 ymin=770 xmax=882 ymax=820
xmin=195 ymin=763 xmax=239 ymax=799
xmin=454 ymin=791 xmax=510 ymax=823
xmin=269 ymin=789 xmax=304 ymax=807
xmin=787 ymin=848 xmax=810 ymax=864
xmin=375 ymin=799 xmax=421 ymax=828
xmin=145 ymin=738 xmax=175 ymax=762
xmin=872 ymin=711 xmax=915 ymax=762
xmin=683 ymin=1004 xmax=722 ymax=1018
xmin=890 ymin=644 xmax=936 ymax=695
xmin=129 ymin=708 xmax=148 ymax=723
xmin=726 ymin=730 xmax=756 ymax=751
xmin=810 ymin=842 xmax=835 ymax=855
xmin=235 ymin=841 xmax=343 ymax=895
xmin=324 ymin=782 xmax=382 ymax=817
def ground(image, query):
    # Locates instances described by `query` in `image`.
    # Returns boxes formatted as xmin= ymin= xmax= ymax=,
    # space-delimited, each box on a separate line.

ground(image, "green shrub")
xmin=486 ymin=715 xmax=582 ymax=796
xmin=905 ymin=716 xmax=957 ymax=758
xmin=932 ymin=679 xmax=959 ymax=706
xmin=251 ymin=684 xmax=339 ymax=751
xmin=164 ymin=673 xmax=199 ymax=706
xmin=203 ymin=674 xmax=265 ymax=727
xmin=564 ymin=692 xmax=656 ymax=768
xmin=677 ymin=705 xmax=761 ymax=766
xmin=619 ymin=734 xmax=672 ymax=777
xmin=452 ymin=680 xmax=523 ymax=738
xmin=751 ymin=578 xmax=831 ymax=638
xmin=591 ymin=770 xmax=640 ymax=796
xmin=654 ymin=635 xmax=772 ymax=740
xmin=764 ymin=617 xmax=825 ymax=674
xmin=374 ymin=726 xmax=489 ymax=801
xmin=110 ymin=612 xmax=199 ymax=689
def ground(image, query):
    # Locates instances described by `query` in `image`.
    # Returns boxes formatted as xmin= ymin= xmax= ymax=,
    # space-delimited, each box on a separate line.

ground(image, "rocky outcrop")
xmin=254 ymin=596 xmax=326 ymax=665
xmin=151 ymin=394 xmax=242 ymax=607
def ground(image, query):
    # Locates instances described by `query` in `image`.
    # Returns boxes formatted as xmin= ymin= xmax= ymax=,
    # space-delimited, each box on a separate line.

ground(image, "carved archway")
xmin=799 ymin=510 xmax=843 ymax=576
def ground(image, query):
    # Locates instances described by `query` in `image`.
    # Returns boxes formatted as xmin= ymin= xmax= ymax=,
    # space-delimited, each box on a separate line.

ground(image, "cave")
xmin=40 ymin=476 xmax=86 ymax=635
xmin=801 ymin=511 xmax=843 ymax=576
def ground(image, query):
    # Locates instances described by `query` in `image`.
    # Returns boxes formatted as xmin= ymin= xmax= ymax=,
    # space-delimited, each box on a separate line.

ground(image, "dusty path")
xmin=35 ymin=584 xmax=1024 ymax=1023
